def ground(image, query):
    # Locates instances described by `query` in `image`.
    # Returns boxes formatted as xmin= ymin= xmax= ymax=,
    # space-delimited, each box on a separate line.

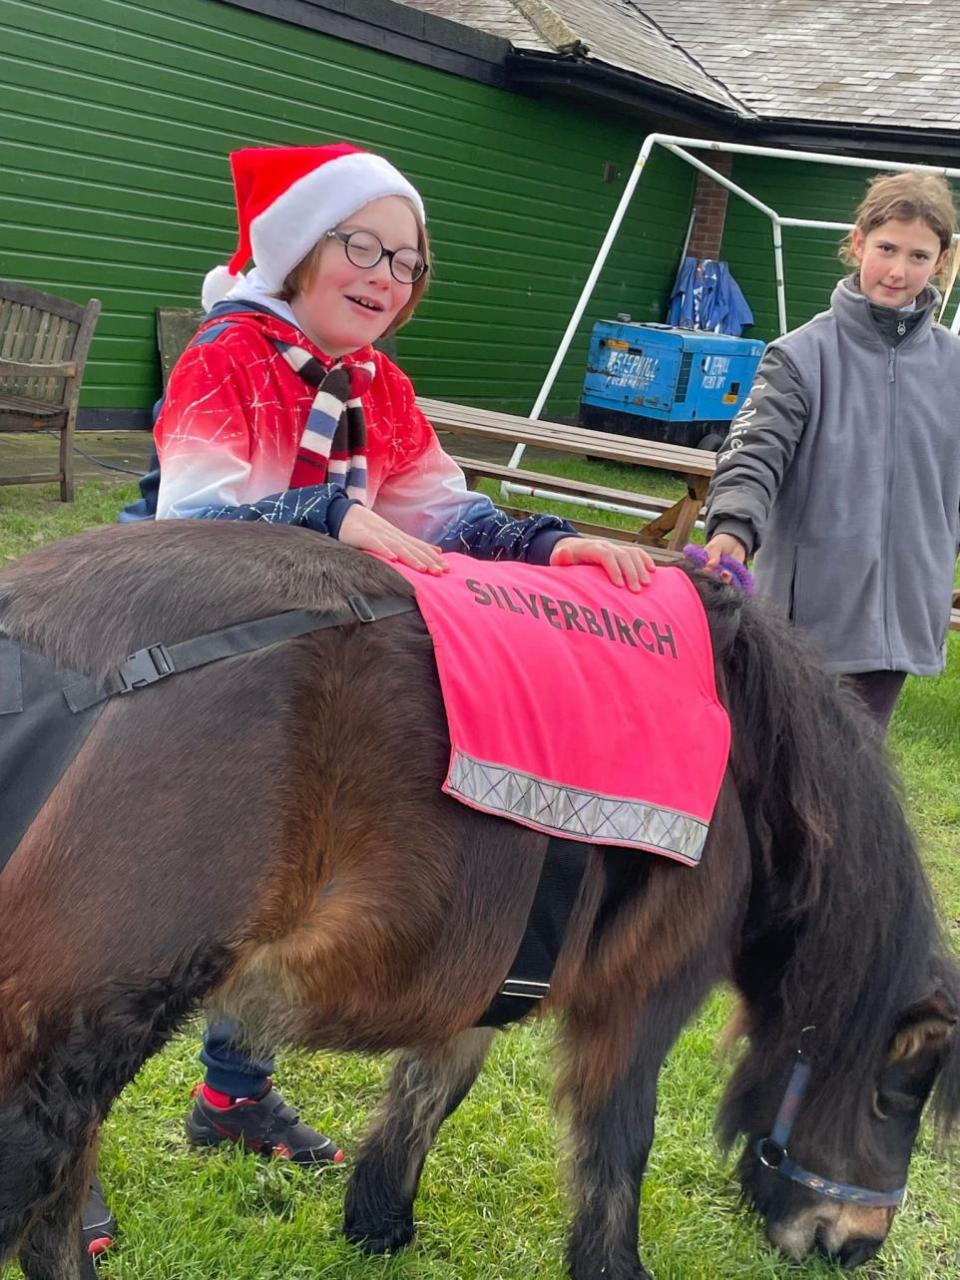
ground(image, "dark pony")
xmin=0 ymin=521 xmax=957 ymax=1280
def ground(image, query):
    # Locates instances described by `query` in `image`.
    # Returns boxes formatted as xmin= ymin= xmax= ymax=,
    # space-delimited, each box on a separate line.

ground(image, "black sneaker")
xmin=81 ymin=1176 xmax=116 ymax=1257
xmin=185 ymin=1083 xmax=344 ymax=1166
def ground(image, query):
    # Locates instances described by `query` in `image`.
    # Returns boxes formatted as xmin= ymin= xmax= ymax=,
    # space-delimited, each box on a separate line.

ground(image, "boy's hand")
xmin=549 ymin=537 xmax=655 ymax=591
xmin=703 ymin=533 xmax=748 ymax=573
xmin=338 ymin=504 xmax=447 ymax=573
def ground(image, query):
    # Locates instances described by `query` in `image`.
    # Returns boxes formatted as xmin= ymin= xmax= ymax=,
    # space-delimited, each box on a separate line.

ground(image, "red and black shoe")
xmin=185 ymin=1082 xmax=344 ymax=1166
xmin=81 ymin=1176 xmax=116 ymax=1258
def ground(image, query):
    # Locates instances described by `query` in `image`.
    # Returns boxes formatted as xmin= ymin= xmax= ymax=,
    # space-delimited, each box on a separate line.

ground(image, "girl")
xmin=704 ymin=170 xmax=959 ymax=732
xmin=150 ymin=142 xmax=653 ymax=587
xmin=94 ymin=142 xmax=656 ymax=1254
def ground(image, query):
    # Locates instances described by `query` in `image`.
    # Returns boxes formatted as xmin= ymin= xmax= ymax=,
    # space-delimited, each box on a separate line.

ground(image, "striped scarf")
xmin=275 ymin=340 xmax=375 ymax=500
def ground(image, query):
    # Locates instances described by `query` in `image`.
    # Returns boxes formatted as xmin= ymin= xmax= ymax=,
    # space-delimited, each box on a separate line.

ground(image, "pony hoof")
xmin=569 ymin=1257 xmax=653 ymax=1280
xmin=343 ymin=1214 xmax=416 ymax=1255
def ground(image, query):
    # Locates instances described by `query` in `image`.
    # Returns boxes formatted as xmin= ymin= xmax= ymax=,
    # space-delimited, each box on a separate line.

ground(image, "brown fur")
xmin=0 ymin=520 xmax=956 ymax=1280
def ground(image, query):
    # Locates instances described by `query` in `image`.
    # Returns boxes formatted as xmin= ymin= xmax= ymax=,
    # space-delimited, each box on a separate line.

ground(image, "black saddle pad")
xmin=0 ymin=639 xmax=106 ymax=874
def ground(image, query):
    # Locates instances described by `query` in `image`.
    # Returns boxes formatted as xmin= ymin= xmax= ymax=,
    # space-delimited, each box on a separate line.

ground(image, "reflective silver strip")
xmin=446 ymin=751 xmax=705 ymax=864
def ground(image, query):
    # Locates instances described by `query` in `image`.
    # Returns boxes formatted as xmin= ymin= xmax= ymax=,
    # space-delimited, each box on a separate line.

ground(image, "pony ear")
xmin=889 ymin=991 xmax=958 ymax=1064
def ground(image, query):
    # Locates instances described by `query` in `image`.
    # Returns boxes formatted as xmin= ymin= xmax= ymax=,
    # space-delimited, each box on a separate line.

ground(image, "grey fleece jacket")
xmin=706 ymin=277 xmax=960 ymax=676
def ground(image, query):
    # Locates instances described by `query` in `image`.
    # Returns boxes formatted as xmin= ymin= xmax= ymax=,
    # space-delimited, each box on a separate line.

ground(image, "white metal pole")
xmin=938 ymin=235 xmax=960 ymax=328
xmin=507 ymin=133 xmax=960 ymax=509
xmin=513 ymin=131 xmax=663 ymax=471
xmin=772 ymin=217 xmax=788 ymax=336
xmin=500 ymin=483 xmax=681 ymax=522
xmin=664 ymin=145 xmax=779 ymax=220
xmin=777 ymin=217 xmax=852 ymax=231
xmin=678 ymin=203 xmax=697 ymax=269
xmin=644 ymin=135 xmax=960 ymax=181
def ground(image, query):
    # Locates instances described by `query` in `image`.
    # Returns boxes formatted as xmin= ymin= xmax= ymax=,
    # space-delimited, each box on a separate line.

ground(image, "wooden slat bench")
xmin=0 ymin=281 xmax=101 ymax=501
xmin=417 ymin=397 xmax=716 ymax=551
xmin=455 ymin=457 xmax=676 ymax=516
xmin=419 ymin=399 xmax=960 ymax=624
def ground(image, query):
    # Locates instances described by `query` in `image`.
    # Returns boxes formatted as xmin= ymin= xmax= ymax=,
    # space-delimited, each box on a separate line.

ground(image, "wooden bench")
xmin=419 ymin=398 xmax=960 ymax=625
xmin=0 ymin=281 xmax=101 ymax=501
xmin=417 ymin=397 xmax=715 ymax=552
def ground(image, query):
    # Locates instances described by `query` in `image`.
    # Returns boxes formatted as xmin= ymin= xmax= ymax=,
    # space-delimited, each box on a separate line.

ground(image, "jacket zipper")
xmin=881 ymin=347 xmax=896 ymax=668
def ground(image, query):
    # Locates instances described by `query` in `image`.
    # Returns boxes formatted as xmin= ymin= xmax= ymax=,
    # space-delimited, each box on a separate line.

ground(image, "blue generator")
xmin=579 ymin=321 xmax=764 ymax=447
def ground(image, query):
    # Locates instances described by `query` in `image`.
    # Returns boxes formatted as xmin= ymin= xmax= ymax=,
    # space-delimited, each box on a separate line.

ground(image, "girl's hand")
xmin=549 ymin=537 xmax=655 ymax=591
xmin=338 ymin=504 xmax=447 ymax=574
xmin=703 ymin=533 xmax=748 ymax=573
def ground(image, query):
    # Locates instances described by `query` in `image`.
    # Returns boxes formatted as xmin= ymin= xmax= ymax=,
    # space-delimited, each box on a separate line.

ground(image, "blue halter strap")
xmin=754 ymin=1030 xmax=906 ymax=1209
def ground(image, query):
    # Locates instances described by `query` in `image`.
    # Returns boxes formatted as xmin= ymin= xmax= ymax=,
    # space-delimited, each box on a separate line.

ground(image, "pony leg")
xmin=1 ymin=948 xmax=227 ymax=1275
xmin=344 ymin=1027 xmax=496 ymax=1254
xmin=562 ymin=968 xmax=716 ymax=1280
xmin=17 ymin=1137 xmax=98 ymax=1280
xmin=0 ymin=1053 xmax=100 ymax=1280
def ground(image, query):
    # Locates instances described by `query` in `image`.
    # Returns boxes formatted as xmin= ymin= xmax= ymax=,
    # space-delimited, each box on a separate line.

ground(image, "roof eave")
xmin=749 ymin=116 xmax=960 ymax=164
xmin=508 ymin=52 xmax=960 ymax=162
xmin=506 ymin=50 xmax=745 ymax=130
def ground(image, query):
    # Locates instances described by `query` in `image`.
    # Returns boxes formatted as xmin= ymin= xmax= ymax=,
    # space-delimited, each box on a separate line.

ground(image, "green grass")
xmin=1 ymin=478 xmax=958 ymax=1279
xmin=0 ymin=478 xmax=141 ymax=562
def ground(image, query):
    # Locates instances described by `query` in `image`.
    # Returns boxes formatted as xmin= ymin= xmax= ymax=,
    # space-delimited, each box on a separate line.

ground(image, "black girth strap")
xmin=476 ymin=836 xmax=591 ymax=1028
xmin=63 ymin=594 xmax=417 ymax=713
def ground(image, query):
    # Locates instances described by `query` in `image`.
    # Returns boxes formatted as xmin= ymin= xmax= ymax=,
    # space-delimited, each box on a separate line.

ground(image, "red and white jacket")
xmin=152 ymin=300 xmax=573 ymax=563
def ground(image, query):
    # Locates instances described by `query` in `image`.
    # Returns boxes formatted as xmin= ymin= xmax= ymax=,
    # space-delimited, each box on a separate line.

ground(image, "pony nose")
xmin=840 ymin=1236 xmax=885 ymax=1268
xmin=815 ymin=1233 xmax=884 ymax=1269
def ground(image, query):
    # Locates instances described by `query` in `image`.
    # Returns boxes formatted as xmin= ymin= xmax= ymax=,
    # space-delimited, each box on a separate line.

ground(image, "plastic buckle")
xmin=117 ymin=643 xmax=173 ymax=692
xmin=348 ymin=594 xmax=376 ymax=624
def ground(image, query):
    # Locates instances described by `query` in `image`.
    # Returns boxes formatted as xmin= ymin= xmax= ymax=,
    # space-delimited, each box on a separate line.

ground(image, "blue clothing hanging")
xmin=668 ymin=258 xmax=754 ymax=337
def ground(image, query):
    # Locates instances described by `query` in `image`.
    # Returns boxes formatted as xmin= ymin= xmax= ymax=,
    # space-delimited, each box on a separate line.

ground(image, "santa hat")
xmin=202 ymin=143 xmax=426 ymax=311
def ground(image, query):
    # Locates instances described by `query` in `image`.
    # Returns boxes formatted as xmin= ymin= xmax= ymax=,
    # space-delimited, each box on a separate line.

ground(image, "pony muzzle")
xmin=767 ymin=1200 xmax=894 ymax=1267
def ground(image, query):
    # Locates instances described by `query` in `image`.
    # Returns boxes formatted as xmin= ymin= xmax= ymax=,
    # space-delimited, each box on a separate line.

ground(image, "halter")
xmin=754 ymin=1027 xmax=906 ymax=1208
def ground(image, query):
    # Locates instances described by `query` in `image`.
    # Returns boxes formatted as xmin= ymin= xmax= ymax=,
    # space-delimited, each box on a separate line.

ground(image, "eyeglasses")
xmin=327 ymin=230 xmax=427 ymax=285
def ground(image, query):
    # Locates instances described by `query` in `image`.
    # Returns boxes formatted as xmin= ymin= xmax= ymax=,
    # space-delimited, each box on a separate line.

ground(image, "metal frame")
xmin=505 ymin=134 xmax=960 ymax=507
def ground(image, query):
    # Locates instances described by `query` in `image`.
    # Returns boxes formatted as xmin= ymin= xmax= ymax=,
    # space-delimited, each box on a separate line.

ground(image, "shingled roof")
xmin=396 ymin=0 xmax=960 ymax=132
xmin=638 ymin=0 xmax=960 ymax=131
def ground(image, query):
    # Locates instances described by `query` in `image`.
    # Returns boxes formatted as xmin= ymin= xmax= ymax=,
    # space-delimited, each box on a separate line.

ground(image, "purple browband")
xmin=683 ymin=544 xmax=755 ymax=595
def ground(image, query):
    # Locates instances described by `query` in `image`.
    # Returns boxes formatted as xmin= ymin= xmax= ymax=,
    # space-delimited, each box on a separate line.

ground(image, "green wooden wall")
xmin=0 ymin=0 xmax=693 ymax=418
xmin=722 ymin=155 xmax=960 ymax=339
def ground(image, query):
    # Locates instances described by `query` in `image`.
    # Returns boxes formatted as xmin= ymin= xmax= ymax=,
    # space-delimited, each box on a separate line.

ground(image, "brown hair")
xmin=276 ymin=198 xmax=432 ymax=337
xmin=840 ymin=171 xmax=957 ymax=267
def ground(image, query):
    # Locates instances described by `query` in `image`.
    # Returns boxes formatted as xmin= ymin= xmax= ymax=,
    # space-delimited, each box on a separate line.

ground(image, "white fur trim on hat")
xmin=202 ymin=265 xmax=245 ymax=312
xmin=249 ymin=152 xmax=425 ymax=292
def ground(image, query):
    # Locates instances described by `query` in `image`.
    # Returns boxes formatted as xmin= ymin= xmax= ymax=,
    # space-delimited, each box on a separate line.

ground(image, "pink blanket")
xmin=386 ymin=554 xmax=730 ymax=865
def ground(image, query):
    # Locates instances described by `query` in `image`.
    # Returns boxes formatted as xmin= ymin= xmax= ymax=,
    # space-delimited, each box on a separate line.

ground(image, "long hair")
xmin=839 ymin=170 xmax=957 ymax=268
xmin=701 ymin=575 xmax=960 ymax=1155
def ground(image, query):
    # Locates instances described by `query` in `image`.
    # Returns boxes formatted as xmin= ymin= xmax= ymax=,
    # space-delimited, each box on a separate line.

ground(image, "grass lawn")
xmin=1 ymin=475 xmax=958 ymax=1280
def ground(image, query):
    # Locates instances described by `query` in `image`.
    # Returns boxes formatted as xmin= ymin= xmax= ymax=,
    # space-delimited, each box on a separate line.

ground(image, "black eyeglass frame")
xmin=326 ymin=230 xmax=427 ymax=284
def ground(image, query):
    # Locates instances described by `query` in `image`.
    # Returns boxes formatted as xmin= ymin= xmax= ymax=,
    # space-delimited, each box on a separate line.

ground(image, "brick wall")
xmin=686 ymin=152 xmax=733 ymax=260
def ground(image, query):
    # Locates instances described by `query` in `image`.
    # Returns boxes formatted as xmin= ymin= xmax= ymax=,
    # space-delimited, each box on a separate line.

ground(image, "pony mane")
xmin=0 ymin=521 xmax=412 ymax=681
xmin=689 ymin=572 xmax=960 ymax=1153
